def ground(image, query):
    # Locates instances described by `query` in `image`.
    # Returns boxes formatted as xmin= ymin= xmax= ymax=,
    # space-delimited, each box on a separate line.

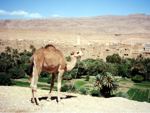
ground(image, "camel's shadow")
xmin=38 ymin=95 xmax=77 ymax=102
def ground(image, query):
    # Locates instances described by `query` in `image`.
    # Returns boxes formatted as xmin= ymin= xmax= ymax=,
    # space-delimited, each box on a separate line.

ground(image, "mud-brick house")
xmin=118 ymin=44 xmax=132 ymax=58
xmin=143 ymin=44 xmax=150 ymax=58
xmin=131 ymin=43 xmax=144 ymax=58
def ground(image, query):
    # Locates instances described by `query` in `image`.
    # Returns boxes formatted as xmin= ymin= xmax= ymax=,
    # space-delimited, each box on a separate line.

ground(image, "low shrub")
xmin=0 ymin=72 xmax=12 ymax=85
xmin=85 ymin=75 xmax=90 ymax=81
xmin=61 ymin=83 xmax=75 ymax=92
xmin=63 ymin=72 xmax=73 ymax=80
xmin=8 ymin=66 xmax=25 ymax=79
xmin=106 ymin=54 xmax=121 ymax=64
xmin=90 ymin=88 xmax=100 ymax=96
xmin=41 ymin=72 xmax=49 ymax=78
xmin=132 ymin=75 xmax=144 ymax=83
xmin=79 ymin=84 xmax=93 ymax=95
xmin=116 ymin=92 xmax=129 ymax=98
xmin=79 ymin=87 xmax=87 ymax=95
xmin=127 ymin=88 xmax=150 ymax=103
xmin=63 ymin=68 xmax=78 ymax=80
xmin=74 ymin=80 xmax=87 ymax=89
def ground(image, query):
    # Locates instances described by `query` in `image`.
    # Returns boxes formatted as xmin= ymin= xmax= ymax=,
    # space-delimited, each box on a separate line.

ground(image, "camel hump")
xmin=44 ymin=44 xmax=56 ymax=49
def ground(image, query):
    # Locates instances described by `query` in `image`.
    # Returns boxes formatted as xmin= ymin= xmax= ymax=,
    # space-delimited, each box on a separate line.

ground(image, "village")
xmin=0 ymin=37 xmax=150 ymax=60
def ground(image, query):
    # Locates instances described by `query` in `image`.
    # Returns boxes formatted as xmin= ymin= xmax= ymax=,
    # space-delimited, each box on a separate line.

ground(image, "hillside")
xmin=0 ymin=14 xmax=150 ymax=59
xmin=0 ymin=14 xmax=150 ymax=41
xmin=0 ymin=14 xmax=150 ymax=33
xmin=0 ymin=86 xmax=150 ymax=113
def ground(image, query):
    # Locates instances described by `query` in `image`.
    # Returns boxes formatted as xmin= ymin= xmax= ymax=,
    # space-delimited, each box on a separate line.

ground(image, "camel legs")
xmin=57 ymin=69 xmax=64 ymax=102
xmin=30 ymin=65 xmax=41 ymax=105
xmin=47 ymin=73 xmax=56 ymax=100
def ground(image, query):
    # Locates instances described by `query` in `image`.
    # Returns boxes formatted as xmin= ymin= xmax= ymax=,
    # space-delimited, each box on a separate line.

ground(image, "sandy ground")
xmin=0 ymin=86 xmax=149 ymax=113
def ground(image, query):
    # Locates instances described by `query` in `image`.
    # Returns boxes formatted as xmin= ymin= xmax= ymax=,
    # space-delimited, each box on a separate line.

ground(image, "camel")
xmin=29 ymin=44 xmax=83 ymax=105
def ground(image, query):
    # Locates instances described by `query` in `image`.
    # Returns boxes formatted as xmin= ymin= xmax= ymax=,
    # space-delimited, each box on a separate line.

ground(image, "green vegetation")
xmin=127 ymin=88 xmax=150 ymax=102
xmin=106 ymin=53 xmax=121 ymax=64
xmin=0 ymin=46 xmax=150 ymax=103
xmin=132 ymin=75 xmax=144 ymax=83
xmin=116 ymin=78 xmax=150 ymax=103
xmin=134 ymin=81 xmax=150 ymax=88
xmin=14 ymin=81 xmax=30 ymax=87
xmin=74 ymin=80 xmax=87 ymax=89
xmin=0 ymin=46 xmax=33 ymax=84
xmin=0 ymin=72 xmax=12 ymax=85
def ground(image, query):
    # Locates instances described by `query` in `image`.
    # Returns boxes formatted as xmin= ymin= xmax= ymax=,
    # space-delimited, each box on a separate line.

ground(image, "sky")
xmin=0 ymin=0 xmax=150 ymax=19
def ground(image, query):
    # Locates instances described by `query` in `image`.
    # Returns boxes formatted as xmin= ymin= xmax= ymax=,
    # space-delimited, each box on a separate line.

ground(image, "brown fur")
xmin=30 ymin=44 xmax=83 ymax=105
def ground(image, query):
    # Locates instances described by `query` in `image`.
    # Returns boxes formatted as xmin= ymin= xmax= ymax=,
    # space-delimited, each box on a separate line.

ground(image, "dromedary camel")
xmin=29 ymin=44 xmax=83 ymax=105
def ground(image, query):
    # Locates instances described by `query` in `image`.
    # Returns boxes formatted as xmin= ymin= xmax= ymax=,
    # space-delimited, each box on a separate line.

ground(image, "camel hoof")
xmin=31 ymin=98 xmax=40 ymax=105
xmin=31 ymin=98 xmax=35 ymax=103
xmin=57 ymin=97 xmax=61 ymax=103
xmin=35 ymin=98 xmax=40 ymax=105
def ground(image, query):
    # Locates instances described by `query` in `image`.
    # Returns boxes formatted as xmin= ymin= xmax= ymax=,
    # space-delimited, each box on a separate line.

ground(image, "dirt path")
xmin=0 ymin=86 xmax=149 ymax=113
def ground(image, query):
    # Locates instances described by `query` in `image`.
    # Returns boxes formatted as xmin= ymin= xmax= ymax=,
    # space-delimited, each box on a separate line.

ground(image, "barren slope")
xmin=0 ymin=14 xmax=150 ymax=42
xmin=0 ymin=14 xmax=150 ymax=34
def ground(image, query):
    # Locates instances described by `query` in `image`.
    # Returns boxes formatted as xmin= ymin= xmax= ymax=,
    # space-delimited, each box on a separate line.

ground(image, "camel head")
xmin=70 ymin=50 xmax=83 ymax=59
xmin=66 ymin=50 xmax=83 ymax=71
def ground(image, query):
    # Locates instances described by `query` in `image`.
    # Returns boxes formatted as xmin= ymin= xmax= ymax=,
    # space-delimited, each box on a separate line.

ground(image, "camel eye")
xmin=77 ymin=51 xmax=79 ymax=54
xmin=71 ymin=52 xmax=74 ymax=55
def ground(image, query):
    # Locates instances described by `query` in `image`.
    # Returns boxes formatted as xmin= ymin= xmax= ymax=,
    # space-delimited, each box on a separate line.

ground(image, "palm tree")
xmin=95 ymin=72 xmax=118 ymax=97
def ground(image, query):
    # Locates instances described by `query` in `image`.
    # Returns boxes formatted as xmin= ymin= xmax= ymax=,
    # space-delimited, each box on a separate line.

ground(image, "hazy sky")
xmin=0 ymin=0 xmax=150 ymax=19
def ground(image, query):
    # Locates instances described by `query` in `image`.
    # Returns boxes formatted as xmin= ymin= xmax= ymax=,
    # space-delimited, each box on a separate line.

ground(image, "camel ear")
xmin=70 ymin=51 xmax=74 ymax=55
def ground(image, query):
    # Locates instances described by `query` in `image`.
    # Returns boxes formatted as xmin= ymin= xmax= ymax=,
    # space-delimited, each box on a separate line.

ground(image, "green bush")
xmin=132 ymin=75 xmax=144 ymax=83
xmin=63 ymin=68 xmax=78 ymax=79
xmin=41 ymin=72 xmax=49 ymax=78
xmin=116 ymin=92 xmax=129 ymax=98
xmin=0 ymin=72 xmax=13 ymax=85
xmin=78 ymin=59 xmax=108 ymax=76
xmin=85 ymin=75 xmax=90 ymax=81
xmin=90 ymin=88 xmax=100 ymax=96
xmin=61 ymin=83 xmax=75 ymax=92
xmin=0 ymin=46 xmax=32 ymax=80
xmin=74 ymin=80 xmax=87 ymax=89
xmin=116 ymin=59 xmax=132 ymax=77
xmin=8 ymin=66 xmax=25 ymax=79
xmin=127 ymin=88 xmax=150 ymax=103
xmin=86 ymin=59 xmax=101 ymax=75
xmin=106 ymin=63 xmax=118 ymax=76
xmin=106 ymin=54 xmax=121 ymax=64
xmin=79 ymin=87 xmax=87 ymax=95
xmin=63 ymin=72 xmax=72 ymax=80
xmin=79 ymin=84 xmax=93 ymax=95
xmin=77 ymin=58 xmax=120 ymax=77
xmin=70 ymin=68 xmax=78 ymax=79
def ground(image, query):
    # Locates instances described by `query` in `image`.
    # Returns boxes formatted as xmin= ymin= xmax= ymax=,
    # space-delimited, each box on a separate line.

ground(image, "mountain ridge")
xmin=0 ymin=14 xmax=150 ymax=34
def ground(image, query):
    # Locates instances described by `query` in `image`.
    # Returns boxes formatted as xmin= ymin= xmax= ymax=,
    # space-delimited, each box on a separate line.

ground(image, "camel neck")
xmin=66 ymin=56 xmax=77 ymax=71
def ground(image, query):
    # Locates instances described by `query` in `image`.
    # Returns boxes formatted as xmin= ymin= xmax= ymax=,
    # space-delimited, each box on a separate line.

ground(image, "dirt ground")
xmin=0 ymin=86 xmax=149 ymax=113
